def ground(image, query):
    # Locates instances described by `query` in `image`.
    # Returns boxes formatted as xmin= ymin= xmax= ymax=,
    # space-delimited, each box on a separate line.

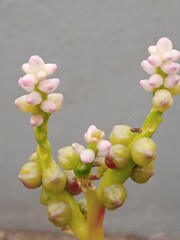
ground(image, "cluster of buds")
xmin=140 ymin=37 xmax=180 ymax=112
xmin=15 ymin=55 xmax=63 ymax=126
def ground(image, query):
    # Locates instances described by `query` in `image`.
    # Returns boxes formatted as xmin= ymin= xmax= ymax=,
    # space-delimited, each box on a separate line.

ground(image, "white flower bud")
xmin=153 ymin=89 xmax=173 ymax=112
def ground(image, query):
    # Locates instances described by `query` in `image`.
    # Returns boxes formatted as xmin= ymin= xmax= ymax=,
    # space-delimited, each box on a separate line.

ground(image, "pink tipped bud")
xmin=162 ymin=52 xmax=173 ymax=61
xmin=148 ymin=46 xmax=157 ymax=55
xmin=156 ymin=37 xmax=172 ymax=54
xmin=171 ymin=50 xmax=180 ymax=61
xmin=29 ymin=55 xmax=45 ymax=74
xmin=80 ymin=149 xmax=95 ymax=164
xmin=44 ymin=64 xmax=57 ymax=75
xmin=153 ymin=89 xmax=173 ymax=112
xmin=148 ymin=55 xmax=162 ymax=67
xmin=48 ymin=93 xmax=64 ymax=112
xmin=30 ymin=115 xmax=44 ymax=127
xmin=26 ymin=92 xmax=42 ymax=105
xmin=38 ymin=78 xmax=60 ymax=93
xmin=148 ymin=74 xmax=163 ymax=88
xmin=161 ymin=62 xmax=180 ymax=74
xmin=140 ymin=80 xmax=154 ymax=92
xmin=141 ymin=60 xmax=156 ymax=74
xmin=72 ymin=143 xmax=85 ymax=154
xmin=84 ymin=125 xmax=105 ymax=143
xmin=18 ymin=74 xmax=38 ymax=92
xmin=97 ymin=140 xmax=111 ymax=157
xmin=164 ymin=75 xmax=180 ymax=88
xmin=41 ymin=100 xmax=56 ymax=113
xmin=15 ymin=95 xmax=35 ymax=112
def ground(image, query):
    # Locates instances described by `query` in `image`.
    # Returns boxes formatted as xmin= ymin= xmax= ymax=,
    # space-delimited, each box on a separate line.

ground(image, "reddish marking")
xmin=96 ymin=205 xmax=105 ymax=225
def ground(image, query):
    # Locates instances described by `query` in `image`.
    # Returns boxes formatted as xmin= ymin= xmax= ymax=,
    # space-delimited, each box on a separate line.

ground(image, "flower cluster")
xmin=15 ymin=56 xmax=63 ymax=126
xmin=140 ymin=37 xmax=180 ymax=112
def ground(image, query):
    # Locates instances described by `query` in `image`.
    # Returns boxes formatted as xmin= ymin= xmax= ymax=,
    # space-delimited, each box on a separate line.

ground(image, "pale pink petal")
xmin=148 ymin=55 xmax=162 ymax=67
xmin=29 ymin=55 xmax=45 ymax=74
xmin=97 ymin=140 xmax=111 ymax=158
xmin=41 ymin=100 xmax=57 ymax=113
xmin=44 ymin=64 xmax=57 ymax=75
xmin=18 ymin=74 xmax=38 ymax=92
xmin=26 ymin=92 xmax=42 ymax=105
xmin=72 ymin=143 xmax=85 ymax=154
xmin=148 ymin=46 xmax=157 ymax=55
xmin=162 ymin=52 xmax=173 ymax=61
xmin=140 ymin=80 xmax=154 ymax=92
xmin=141 ymin=60 xmax=156 ymax=74
xmin=38 ymin=78 xmax=60 ymax=93
xmin=171 ymin=50 xmax=180 ymax=61
xmin=149 ymin=74 xmax=163 ymax=88
xmin=156 ymin=37 xmax=172 ymax=54
xmin=36 ymin=71 xmax=47 ymax=80
xmin=80 ymin=149 xmax=95 ymax=164
xmin=47 ymin=93 xmax=64 ymax=111
xmin=14 ymin=95 xmax=35 ymax=112
xmin=30 ymin=115 xmax=44 ymax=127
xmin=164 ymin=75 xmax=180 ymax=88
xmin=22 ymin=63 xmax=29 ymax=73
xmin=161 ymin=62 xmax=180 ymax=74
xmin=84 ymin=125 xmax=97 ymax=142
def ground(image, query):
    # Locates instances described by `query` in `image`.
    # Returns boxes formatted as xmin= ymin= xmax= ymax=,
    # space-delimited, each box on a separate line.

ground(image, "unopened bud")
xmin=40 ymin=187 xmax=50 ymax=206
xmin=108 ymin=144 xmax=130 ymax=169
xmin=58 ymin=146 xmax=80 ymax=170
xmin=109 ymin=125 xmax=135 ymax=146
xmin=101 ymin=184 xmax=127 ymax=210
xmin=42 ymin=162 xmax=66 ymax=193
xmin=47 ymin=201 xmax=72 ymax=227
xmin=153 ymin=89 xmax=173 ymax=112
xmin=15 ymin=95 xmax=35 ymax=112
xmin=131 ymin=162 xmax=154 ymax=184
xmin=18 ymin=162 xmax=42 ymax=189
xmin=74 ymin=161 xmax=92 ymax=179
xmin=131 ymin=137 xmax=157 ymax=166
xmin=65 ymin=171 xmax=82 ymax=195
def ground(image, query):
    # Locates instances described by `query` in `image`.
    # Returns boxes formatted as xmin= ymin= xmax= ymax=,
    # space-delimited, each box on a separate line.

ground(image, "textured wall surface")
xmin=0 ymin=0 xmax=180 ymax=237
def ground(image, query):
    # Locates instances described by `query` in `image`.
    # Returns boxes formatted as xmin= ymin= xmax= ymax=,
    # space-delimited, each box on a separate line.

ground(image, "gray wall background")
xmin=0 ymin=0 xmax=180 ymax=237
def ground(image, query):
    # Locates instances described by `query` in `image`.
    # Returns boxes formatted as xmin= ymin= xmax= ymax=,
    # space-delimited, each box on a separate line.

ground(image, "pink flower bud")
xmin=15 ymin=95 xmax=35 ymax=112
xmin=164 ymin=75 xmax=180 ymax=88
xmin=30 ymin=115 xmax=44 ymax=127
xmin=29 ymin=55 xmax=45 ymax=74
xmin=162 ymin=52 xmax=173 ymax=61
xmin=148 ymin=46 xmax=156 ymax=55
xmin=26 ymin=92 xmax=42 ymax=105
xmin=139 ymin=80 xmax=154 ymax=92
xmin=41 ymin=100 xmax=57 ymax=113
xmin=153 ymin=89 xmax=173 ymax=112
xmin=44 ymin=64 xmax=57 ymax=75
xmin=141 ymin=60 xmax=156 ymax=74
xmin=38 ymin=78 xmax=60 ymax=93
xmin=48 ymin=93 xmax=64 ymax=111
xmin=171 ymin=50 xmax=180 ymax=61
xmin=148 ymin=55 xmax=162 ymax=67
xmin=18 ymin=74 xmax=38 ymax=92
xmin=72 ymin=143 xmax=85 ymax=154
xmin=97 ymin=140 xmax=111 ymax=157
xmin=80 ymin=149 xmax=95 ymax=164
xmin=84 ymin=125 xmax=105 ymax=143
xmin=156 ymin=37 xmax=172 ymax=54
xmin=161 ymin=62 xmax=180 ymax=74
xmin=148 ymin=74 xmax=163 ymax=88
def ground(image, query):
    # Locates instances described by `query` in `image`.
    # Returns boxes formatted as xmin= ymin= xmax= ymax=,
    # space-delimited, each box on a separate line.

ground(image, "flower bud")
xmin=77 ymin=198 xmax=87 ymax=219
xmin=131 ymin=137 xmax=157 ymax=166
xmin=84 ymin=125 xmax=105 ymax=143
xmin=74 ymin=161 xmax=92 ymax=179
xmin=65 ymin=171 xmax=82 ymax=195
xmin=28 ymin=152 xmax=37 ymax=162
xmin=153 ymin=89 xmax=173 ymax=112
xmin=170 ymin=81 xmax=180 ymax=95
xmin=18 ymin=162 xmax=42 ymax=189
xmin=108 ymin=144 xmax=130 ymax=169
xmin=15 ymin=95 xmax=35 ymax=112
xmin=58 ymin=146 xmax=80 ymax=170
xmin=109 ymin=125 xmax=135 ymax=146
xmin=131 ymin=162 xmax=154 ymax=184
xmin=40 ymin=187 xmax=50 ymax=206
xmin=101 ymin=184 xmax=127 ymax=210
xmin=42 ymin=162 xmax=66 ymax=193
xmin=26 ymin=92 xmax=42 ymax=105
xmin=105 ymin=155 xmax=117 ymax=169
xmin=80 ymin=149 xmax=95 ymax=164
xmin=47 ymin=201 xmax=72 ymax=227
xmin=97 ymin=140 xmax=111 ymax=158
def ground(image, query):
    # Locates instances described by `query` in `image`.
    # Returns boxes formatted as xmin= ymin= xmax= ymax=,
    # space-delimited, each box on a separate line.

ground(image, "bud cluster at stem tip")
xmin=140 ymin=37 xmax=180 ymax=112
xmin=15 ymin=56 xmax=63 ymax=127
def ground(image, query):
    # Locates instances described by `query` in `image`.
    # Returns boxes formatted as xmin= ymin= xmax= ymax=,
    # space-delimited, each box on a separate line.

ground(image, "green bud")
xmin=19 ymin=162 xmax=42 ymax=189
xmin=109 ymin=125 xmax=135 ymax=146
xmin=40 ymin=187 xmax=50 ymax=206
xmin=131 ymin=162 xmax=154 ymax=184
xmin=28 ymin=152 xmax=37 ymax=162
xmin=153 ymin=89 xmax=173 ymax=112
xmin=131 ymin=137 xmax=157 ymax=166
xmin=58 ymin=146 xmax=80 ymax=170
xmin=109 ymin=144 xmax=130 ymax=169
xmin=42 ymin=162 xmax=67 ymax=193
xmin=74 ymin=161 xmax=92 ymax=179
xmin=101 ymin=184 xmax=127 ymax=210
xmin=47 ymin=201 xmax=72 ymax=227
xmin=77 ymin=198 xmax=87 ymax=219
